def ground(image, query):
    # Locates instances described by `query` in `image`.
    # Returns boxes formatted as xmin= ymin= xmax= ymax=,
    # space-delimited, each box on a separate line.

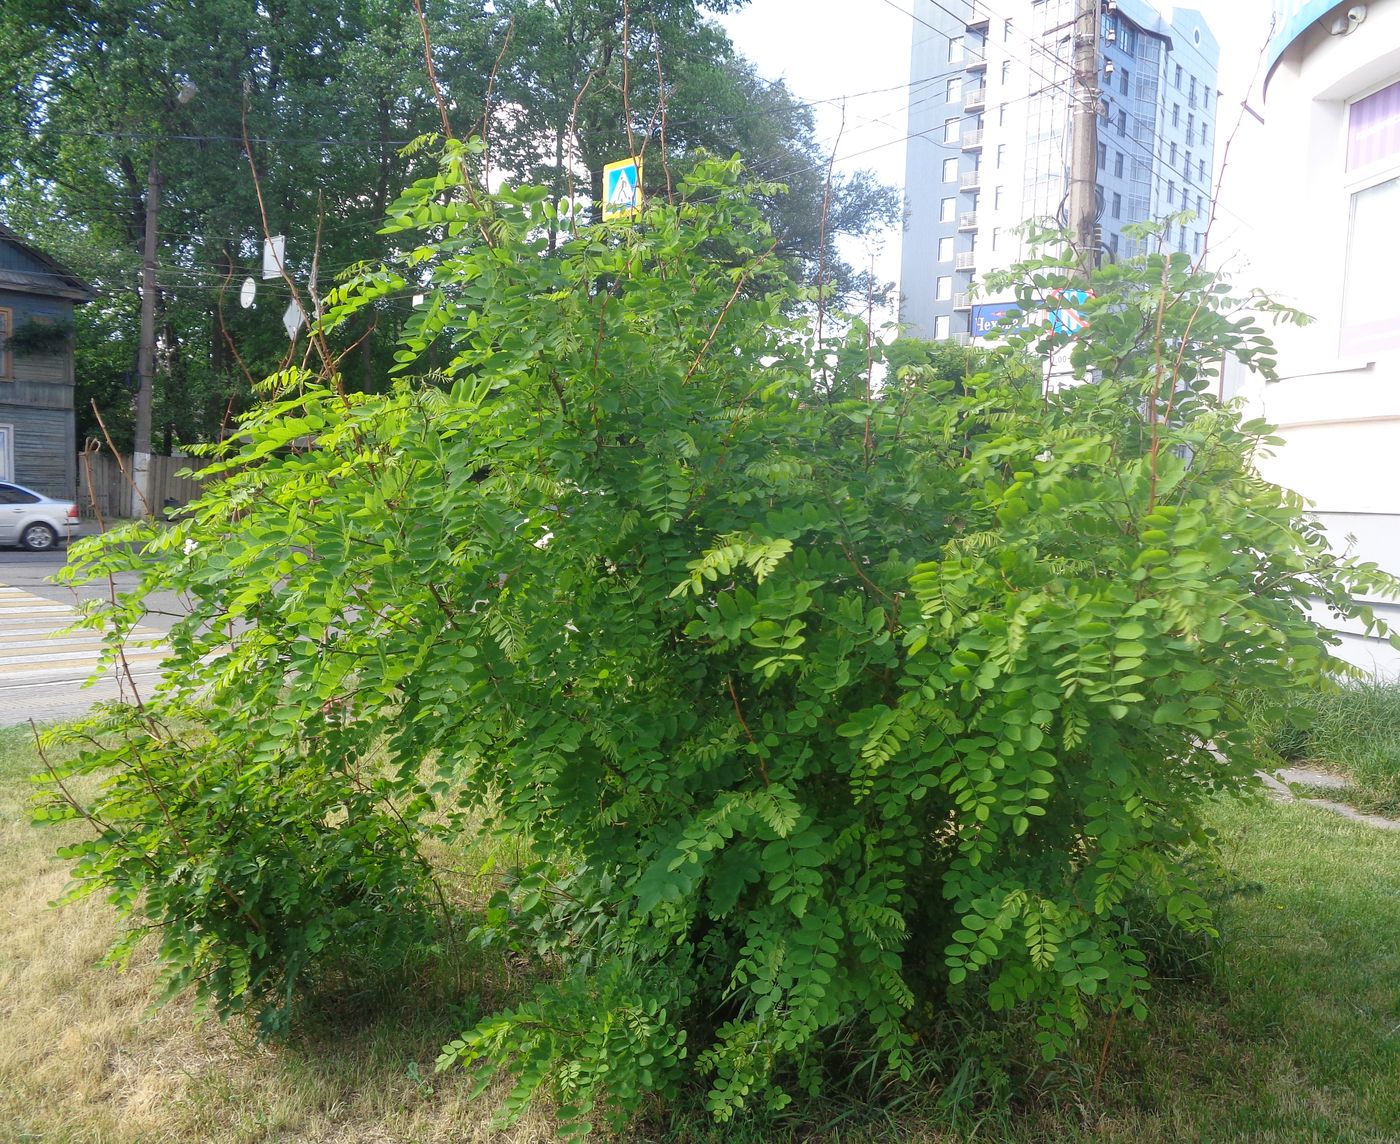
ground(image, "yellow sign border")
xmin=602 ymin=157 xmax=643 ymax=220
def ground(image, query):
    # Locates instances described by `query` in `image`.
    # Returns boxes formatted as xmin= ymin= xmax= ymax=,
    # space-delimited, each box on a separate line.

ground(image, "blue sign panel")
xmin=971 ymin=302 xmax=1023 ymax=338
xmin=1266 ymin=0 xmax=1336 ymax=76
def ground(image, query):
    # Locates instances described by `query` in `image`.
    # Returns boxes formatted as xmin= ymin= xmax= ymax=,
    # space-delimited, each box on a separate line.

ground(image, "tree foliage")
xmin=1 ymin=0 xmax=892 ymax=453
xmin=38 ymin=152 xmax=1396 ymax=1135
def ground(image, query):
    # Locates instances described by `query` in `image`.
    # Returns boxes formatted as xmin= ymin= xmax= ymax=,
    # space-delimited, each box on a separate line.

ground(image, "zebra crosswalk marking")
xmin=0 ymin=584 xmax=168 ymax=689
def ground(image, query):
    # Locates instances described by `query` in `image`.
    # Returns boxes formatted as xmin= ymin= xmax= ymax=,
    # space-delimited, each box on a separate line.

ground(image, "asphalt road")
xmin=0 ymin=535 xmax=186 ymax=727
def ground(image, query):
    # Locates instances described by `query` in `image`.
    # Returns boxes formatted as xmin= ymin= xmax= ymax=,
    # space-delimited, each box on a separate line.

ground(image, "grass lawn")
xmin=2 ymin=724 xmax=1398 ymax=1142
xmin=1264 ymin=678 xmax=1400 ymax=817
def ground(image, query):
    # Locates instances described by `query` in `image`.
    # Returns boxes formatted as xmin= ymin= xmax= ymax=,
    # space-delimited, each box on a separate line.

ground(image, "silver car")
xmin=0 ymin=481 xmax=78 ymax=551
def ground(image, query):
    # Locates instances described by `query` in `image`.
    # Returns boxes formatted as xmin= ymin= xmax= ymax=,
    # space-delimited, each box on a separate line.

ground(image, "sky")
xmin=717 ymin=0 xmax=1278 ymax=313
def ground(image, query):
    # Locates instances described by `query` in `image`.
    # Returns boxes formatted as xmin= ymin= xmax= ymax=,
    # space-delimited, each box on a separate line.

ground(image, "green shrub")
xmin=39 ymin=147 xmax=1397 ymax=1134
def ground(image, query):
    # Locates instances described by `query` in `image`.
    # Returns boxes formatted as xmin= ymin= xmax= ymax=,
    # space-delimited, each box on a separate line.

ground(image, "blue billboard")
xmin=970 ymin=302 xmax=1024 ymax=338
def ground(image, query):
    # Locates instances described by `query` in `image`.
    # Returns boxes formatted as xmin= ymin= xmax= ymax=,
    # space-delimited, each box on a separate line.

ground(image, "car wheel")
xmin=20 ymin=522 xmax=58 ymax=552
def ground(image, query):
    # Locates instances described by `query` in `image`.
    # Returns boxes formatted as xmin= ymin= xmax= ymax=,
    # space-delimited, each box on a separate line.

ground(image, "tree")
xmin=484 ymin=0 xmax=897 ymax=303
xmin=0 ymin=0 xmax=493 ymax=445
xmin=39 ymin=153 xmax=1396 ymax=1134
xmin=2 ymin=0 xmax=896 ymax=457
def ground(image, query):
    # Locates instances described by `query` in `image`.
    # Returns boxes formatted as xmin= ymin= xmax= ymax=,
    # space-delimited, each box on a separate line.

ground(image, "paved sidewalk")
xmin=0 ymin=583 xmax=168 ymax=726
xmin=1261 ymin=765 xmax=1400 ymax=832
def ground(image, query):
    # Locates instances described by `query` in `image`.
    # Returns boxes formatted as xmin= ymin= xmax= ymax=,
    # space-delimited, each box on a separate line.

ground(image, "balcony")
xmin=958 ymin=211 xmax=978 ymax=231
xmin=964 ymin=83 xmax=987 ymax=110
xmin=965 ymin=48 xmax=987 ymax=72
xmin=960 ymin=168 xmax=981 ymax=191
xmin=965 ymin=12 xmax=990 ymax=33
xmin=961 ymin=128 xmax=984 ymax=151
xmin=952 ymin=293 xmax=973 ymax=311
xmin=954 ymin=251 xmax=976 ymax=271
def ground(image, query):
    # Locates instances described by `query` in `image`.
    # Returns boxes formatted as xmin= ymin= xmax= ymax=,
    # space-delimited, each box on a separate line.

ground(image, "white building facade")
xmin=1241 ymin=0 xmax=1400 ymax=675
xmin=899 ymin=0 xmax=1219 ymax=343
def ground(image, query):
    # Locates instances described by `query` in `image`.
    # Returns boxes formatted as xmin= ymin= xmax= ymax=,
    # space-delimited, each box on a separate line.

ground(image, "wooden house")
xmin=0 ymin=225 xmax=95 ymax=497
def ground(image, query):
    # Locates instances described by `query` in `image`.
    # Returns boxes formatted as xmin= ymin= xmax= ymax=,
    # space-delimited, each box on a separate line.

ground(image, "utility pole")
xmin=133 ymin=150 xmax=160 ymax=515
xmin=1068 ymin=0 xmax=1101 ymax=274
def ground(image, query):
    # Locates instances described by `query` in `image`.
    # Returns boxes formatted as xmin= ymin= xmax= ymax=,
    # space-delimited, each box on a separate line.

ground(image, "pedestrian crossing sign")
xmin=602 ymin=157 xmax=643 ymax=220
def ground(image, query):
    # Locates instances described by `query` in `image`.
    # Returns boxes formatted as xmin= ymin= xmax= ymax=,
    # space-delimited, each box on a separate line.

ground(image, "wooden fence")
xmin=77 ymin=452 xmax=213 ymax=520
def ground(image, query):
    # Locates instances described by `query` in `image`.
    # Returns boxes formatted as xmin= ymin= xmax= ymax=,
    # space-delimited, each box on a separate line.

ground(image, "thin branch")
xmin=652 ymin=22 xmax=674 ymax=205
xmin=815 ymin=100 xmax=846 ymax=389
xmin=479 ymin=16 xmax=516 ymax=189
xmin=566 ymin=70 xmax=598 ymax=221
xmin=726 ymin=675 xmax=769 ymax=787
xmin=683 ymin=248 xmax=775 ymax=384
xmin=621 ymin=0 xmax=636 ymax=161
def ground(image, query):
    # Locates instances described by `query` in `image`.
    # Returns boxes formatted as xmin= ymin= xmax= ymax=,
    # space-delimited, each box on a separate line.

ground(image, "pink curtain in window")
xmin=1348 ymin=80 xmax=1400 ymax=170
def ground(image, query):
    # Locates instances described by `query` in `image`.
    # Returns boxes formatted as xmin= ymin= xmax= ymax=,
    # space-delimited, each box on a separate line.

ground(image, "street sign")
xmin=1048 ymin=288 xmax=1093 ymax=336
xmin=602 ymin=157 xmax=643 ymax=220
xmin=262 ymin=235 xmax=286 ymax=280
xmin=282 ymin=299 xmax=304 ymax=340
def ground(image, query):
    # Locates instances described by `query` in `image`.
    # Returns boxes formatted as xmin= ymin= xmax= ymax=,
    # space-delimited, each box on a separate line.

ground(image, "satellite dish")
xmin=239 ymin=277 xmax=256 ymax=309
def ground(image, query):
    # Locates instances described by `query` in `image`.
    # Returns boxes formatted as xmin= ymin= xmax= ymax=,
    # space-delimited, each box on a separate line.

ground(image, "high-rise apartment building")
xmin=899 ymin=0 xmax=1219 ymax=342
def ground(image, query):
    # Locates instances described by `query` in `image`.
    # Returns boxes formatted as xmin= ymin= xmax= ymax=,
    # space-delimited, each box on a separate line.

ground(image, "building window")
xmin=942 ymin=156 xmax=958 ymax=182
xmin=940 ymin=197 xmax=957 ymax=222
xmin=1117 ymin=109 xmax=1127 ymax=137
xmin=1097 ymin=142 xmax=1107 ymax=169
xmin=1203 ymin=88 xmax=1210 ymax=110
xmin=934 ymin=314 xmax=951 ymax=340
xmin=1348 ymin=79 xmax=1400 ymax=170
xmin=1167 ymin=181 xmax=1175 ymax=209
xmin=948 ymin=36 xmax=964 ymax=63
xmin=996 ymin=143 xmax=1006 ymax=168
xmin=1172 ymin=104 xmax=1180 ymax=127
xmin=1190 ymin=75 xmax=1197 ymax=104
xmin=992 ymin=226 xmax=1001 ymax=251
xmin=1342 ymin=82 xmax=1400 ymax=352
xmin=947 ymin=77 xmax=963 ymax=103
xmin=994 ymin=184 xmax=1004 ymax=208
xmin=935 ymin=275 xmax=953 ymax=301
xmin=1197 ymin=194 xmax=1204 ymax=216
xmin=0 ymin=308 xmax=10 ymax=379
xmin=1187 ymin=113 xmax=1194 ymax=142
xmin=1198 ymin=159 xmax=1206 ymax=182
xmin=944 ymin=117 xmax=961 ymax=143
xmin=1170 ymin=142 xmax=1177 ymax=165
xmin=1112 ymin=192 xmax=1122 ymax=219
xmin=1195 ymin=231 xmax=1202 ymax=254
xmin=1118 ymin=21 xmax=1136 ymax=53
xmin=1119 ymin=68 xmax=1129 ymax=96
xmin=1001 ymin=59 xmax=1011 ymax=82
xmin=1175 ymin=63 xmax=1183 ymax=89
xmin=1003 ymin=17 xmax=1013 ymax=41
xmin=1110 ymin=232 xmax=1119 ymax=255
xmin=1114 ymin=150 xmax=1124 ymax=177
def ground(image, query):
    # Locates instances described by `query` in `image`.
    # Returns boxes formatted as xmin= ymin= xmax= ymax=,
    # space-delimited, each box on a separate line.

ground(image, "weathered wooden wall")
xmin=77 ymin=453 xmax=213 ymax=520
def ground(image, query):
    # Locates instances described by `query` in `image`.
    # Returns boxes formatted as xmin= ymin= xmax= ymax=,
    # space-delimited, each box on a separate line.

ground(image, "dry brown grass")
xmin=0 ymin=727 xmax=556 ymax=1144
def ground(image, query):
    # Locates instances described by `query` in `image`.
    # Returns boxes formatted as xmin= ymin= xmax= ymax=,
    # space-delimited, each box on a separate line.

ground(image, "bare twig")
xmin=479 ymin=16 xmax=516 ymax=189
xmin=652 ymin=22 xmax=674 ymax=204
xmin=621 ymin=0 xmax=636 ymax=161
xmin=1196 ymin=14 xmax=1277 ymax=274
xmin=726 ymin=676 xmax=769 ymax=786
xmin=683 ymin=248 xmax=775 ymax=384
xmin=566 ymin=70 xmax=598 ymax=222
xmin=815 ymin=100 xmax=845 ymax=390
